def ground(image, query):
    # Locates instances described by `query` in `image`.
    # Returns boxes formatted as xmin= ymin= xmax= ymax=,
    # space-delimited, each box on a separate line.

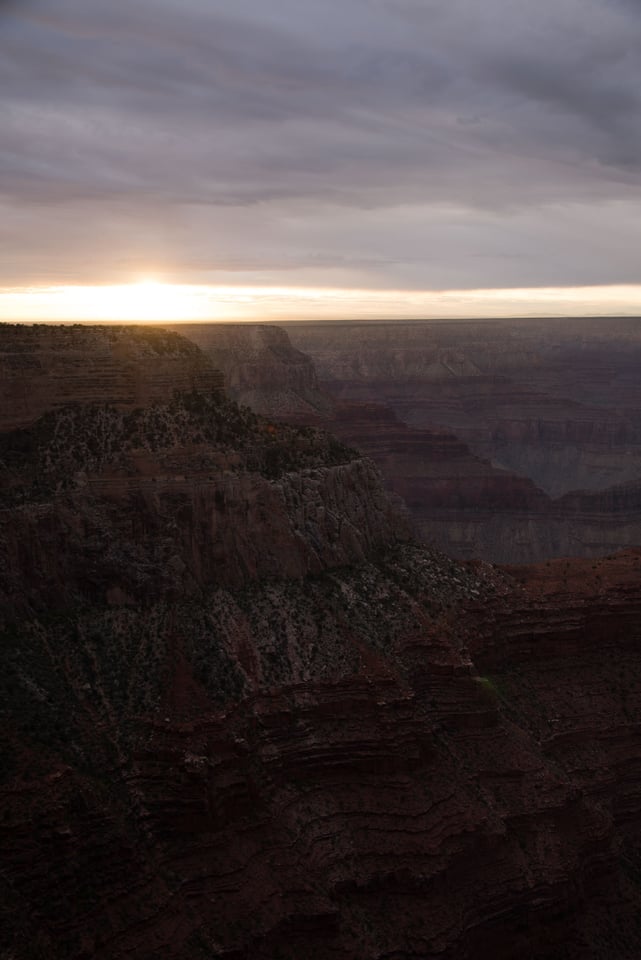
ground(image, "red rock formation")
xmin=171 ymin=322 xmax=331 ymax=418
xmin=4 ymin=325 xmax=641 ymax=959
xmin=0 ymin=323 xmax=223 ymax=431
xmin=6 ymin=539 xmax=641 ymax=958
xmin=281 ymin=319 xmax=641 ymax=561
xmin=279 ymin=400 xmax=641 ymax=562
xmin=285 ymin=317 xmax=641 ymax=496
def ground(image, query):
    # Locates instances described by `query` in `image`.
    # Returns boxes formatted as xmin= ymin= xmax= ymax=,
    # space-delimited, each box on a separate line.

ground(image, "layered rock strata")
xmin=280 ymin=319 xmax=641 ymax=561
xmin=171 ymin=322 xmax=331 ymax=418
xmin=3 ymin=325 xmax=641 ymax=959
xmin=285 ymin=317 xmax=641 ymax=497
xmin=0 ymin=323 xmax=223 ymax=432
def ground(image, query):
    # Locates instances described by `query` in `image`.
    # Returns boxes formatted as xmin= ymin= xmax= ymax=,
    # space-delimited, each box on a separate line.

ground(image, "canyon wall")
xmin=172 ymin=322 xmax=331 ymax=417
xmin=281 ymin=319 xmax=641 ymax=562
xmin=166 ymin=319 xmax=641 ymax=563
xmin=301 ymin=403 xmax=641 ymax=562
xmin=4 ymin=325 xmax=641 ymax=958
xmin=285 ymin=318 xmax=641 ymax=496
xmin=0 ymin=323 xmax=224 ymax=432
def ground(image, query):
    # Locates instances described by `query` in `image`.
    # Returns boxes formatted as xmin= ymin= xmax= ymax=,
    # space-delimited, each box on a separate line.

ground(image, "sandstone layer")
xmin=286 ymin=317 xmax=641 ymax=496
xmin=3 ymin=325 xmax=641 ymax=958
xmin=281 ymin=318 xmax=641 ymax=562
xmin=171 ymin=322 xmax=331 ymax=418
xmin=0 ymin=323 xmax=223 ymax=432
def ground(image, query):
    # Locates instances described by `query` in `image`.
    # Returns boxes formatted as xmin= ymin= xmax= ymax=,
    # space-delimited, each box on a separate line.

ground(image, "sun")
xmin=41 ymin=279 xmax=220 ymax=322
xmin=93 ymin=280 xmax=201 ymax=321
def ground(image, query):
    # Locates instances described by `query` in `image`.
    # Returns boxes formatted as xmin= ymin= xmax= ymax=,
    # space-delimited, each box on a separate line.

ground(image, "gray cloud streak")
xmin=1 ymin=0 xmax=640 ymax=287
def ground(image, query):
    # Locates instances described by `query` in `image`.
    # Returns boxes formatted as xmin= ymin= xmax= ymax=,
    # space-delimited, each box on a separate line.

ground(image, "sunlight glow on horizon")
xmin=0 ymin=281 xmax=640 ymax=323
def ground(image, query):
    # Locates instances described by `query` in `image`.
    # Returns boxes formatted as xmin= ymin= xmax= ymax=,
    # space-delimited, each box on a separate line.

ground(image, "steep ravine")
xmin=189 ymin=319 xmax=641 ymax=563
xmin=3 ymin=325 xmax=641 ymax=959
xmin=170 ymin=322 xmax=331 ymax=418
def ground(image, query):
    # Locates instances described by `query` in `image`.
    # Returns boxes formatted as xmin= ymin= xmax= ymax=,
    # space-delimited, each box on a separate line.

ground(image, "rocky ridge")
xmin=0 ymin=323 xmax=224 ymax=432
xmin=3 ymin=324 xmax=641 ymax=958
xmin=285 ymin=318 xmax=641 ymax=497
xmin=171 ymin=322 xmax=331 ymax=418
xmin=279 ymin=319 xmax=641 ymax=561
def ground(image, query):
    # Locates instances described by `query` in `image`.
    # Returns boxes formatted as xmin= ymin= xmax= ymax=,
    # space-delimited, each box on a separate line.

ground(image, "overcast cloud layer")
xmin=1 ymin=0 xmax=641 ymax=292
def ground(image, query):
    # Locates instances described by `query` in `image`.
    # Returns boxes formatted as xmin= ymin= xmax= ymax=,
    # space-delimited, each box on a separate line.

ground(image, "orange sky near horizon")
xmin=1 ymin=281 xmax=640 ymax=324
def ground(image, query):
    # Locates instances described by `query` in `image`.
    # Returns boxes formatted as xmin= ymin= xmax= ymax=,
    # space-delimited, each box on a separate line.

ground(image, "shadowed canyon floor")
xmin=3 ymin=324 xmax=641 ymax=958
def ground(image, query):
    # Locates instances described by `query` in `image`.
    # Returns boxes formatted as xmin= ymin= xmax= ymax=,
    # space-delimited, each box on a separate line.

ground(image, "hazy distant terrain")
xmin=176 ymin=317 xmax=641 ymax=563
xmin=287 ymin=317 xmax=641 ymax=494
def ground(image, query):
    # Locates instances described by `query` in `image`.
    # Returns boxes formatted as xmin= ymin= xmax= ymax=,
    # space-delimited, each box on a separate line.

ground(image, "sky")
xmin=1 ymin=0 xmax=640 ymax=320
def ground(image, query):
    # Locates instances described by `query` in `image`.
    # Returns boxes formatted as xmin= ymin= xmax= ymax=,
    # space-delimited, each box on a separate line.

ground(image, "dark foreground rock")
xmin=3 ymin=324 xmax=641 ymax=959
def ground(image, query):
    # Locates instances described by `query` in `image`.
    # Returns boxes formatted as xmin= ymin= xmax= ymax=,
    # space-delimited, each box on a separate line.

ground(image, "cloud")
xmin=1 ymin=0 xmax=640 ymax=290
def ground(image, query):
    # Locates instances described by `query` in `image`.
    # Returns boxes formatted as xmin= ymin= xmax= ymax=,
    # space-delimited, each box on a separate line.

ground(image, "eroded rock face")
xmin=281 ymin=318 xmax=641 ymax=562
xmin=250 ymin=395 xmax=641 ymax=563
xmin=297 ymin=401 xmax=553 ymax=562
xmin=4 ymin=325 xmax=641 ymax=960
xmin=0 ymin=323 xmax=224 ymax=431
xmin=171 ymin=322 xmax=332 ymax=418
xmin=285 ymin=317 xmax=641 ymax=497
xmin=0 ymin=395 xmax=402 ymax=611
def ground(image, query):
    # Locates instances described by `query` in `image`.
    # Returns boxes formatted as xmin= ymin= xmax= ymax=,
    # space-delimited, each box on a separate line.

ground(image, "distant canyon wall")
xmin=6 ymin=319 xmax=639 ymax=565
xmin=170 ymin=322 xmax=331 ymax=417
xmin=171 ymin=318 xmax=641 ymax=563
xmin=286 ymin=317 xmax=641 ymax=496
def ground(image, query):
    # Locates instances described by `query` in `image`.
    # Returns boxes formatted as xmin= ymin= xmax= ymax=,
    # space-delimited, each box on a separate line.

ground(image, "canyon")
xmin=175 ymin=322 xmax=329 ymax=419
xmin=0 ymin=323 xmax=223 ymax=432
xmin=3 ymin=323 xmax=641 ymax=958
xmin=178 ymin=318 xmax=641 ymax=563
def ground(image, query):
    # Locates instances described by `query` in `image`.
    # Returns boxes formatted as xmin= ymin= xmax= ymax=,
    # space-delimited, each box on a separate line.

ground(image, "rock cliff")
xmin=3 ymin=324 xmax=641 ymax=958
xmin=0 ymin=323 xmax=224 ymax=432
xmin=282 ymin=319 xmax=641 ymax=562
xmin=171 ymin=322 xmax=331 ymax=418
xmin=328 ymin=403 xmax=641 ymax=562
xmin=5 ymin=421 xmax=410 ymax=617
xmin=286 ymin=318 xmax=641 ymax=496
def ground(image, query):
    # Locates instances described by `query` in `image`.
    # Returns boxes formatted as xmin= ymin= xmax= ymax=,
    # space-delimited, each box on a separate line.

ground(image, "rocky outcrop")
xmin=0 ymin=394 xmax=402 ymax=613
xmin=286 ymin=319 xmax=641 ymax=496
xmin=0 ymin=323 xmax=224 ymax=432
xmin=172 ymin=322 xmax=332 ymax=418
xmin=283 ymin=319 xmax=641 ymax=561
xmin=5 ymin=325 xmax=641 ymax=959
xmin=297 ymin=402 xmax=549 ymax=561
xmin=271 ymin=400 xmax=641 ymax=563
xmin=469 ymin=551 xmax=641 ymax=954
